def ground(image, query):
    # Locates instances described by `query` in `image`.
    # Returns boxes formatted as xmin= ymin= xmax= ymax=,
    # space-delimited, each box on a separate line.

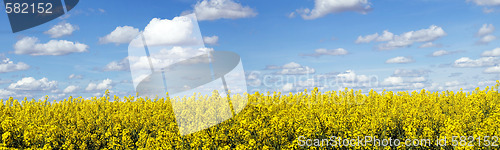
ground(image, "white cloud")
xmin=141 ymin=16 xmax=202 ymax=46
xmin=247 ymin=78 xmax=261 ymax=87
xmin=357 ymin=25 xmax=447 ymax=50
xmin=104 ymin=57 xmax=129 ymax=71
xmin=377 ymin=30 xmax=394 ymax=42
xmin=0 ymin=58 xmax=29 ymax=73
xmin=99 ymin=26 xmax=140 ymax=45
xmin=63 ymin=85 xmax=79 ymax=93
xmin=382 ymin=76 xmax=404 ymax=86
xmin=283 ymin=62 xmax=301 ymax=69
xmin=453 ymin=57 xmax=498 ymax=67
xmin=192 ymin=0 xmax=257 ymax=21
xmin=477 ymin=35 xmax=497 ymax=44
xmin=296 ymin=0 xmax=372 ymax=20
xmin=44 ymin=23 xmax=79 ymax=38
xmin=303 ymin=48 xmax=348 ymax=57
xmin=431 ymin=50 xmax=456 ymax=57
xmin=478 ymin=80 xmax=498 ymax=86
xmin=393 ymin=69 xmax=430 ymax=77
xmin=85 ymin=79 xmax=113 ymax=91
xmin=336 ymin=70 xmax=370 ymax=83
xmin=477 ymin=24 xmax=495 ymax=37
xmin=419 ymin=42 xmax=440 ymax=48
xmin=407 ymin=77 xmax=426 ymax=83
xmin=68 ymin=74 xmax=83 ymax=79
xmin=476 ymin=24 xmax=496 ymax=44
xmin=482 ymin=47 xmax=500 ymax=56
xmin=128 ymin=47 xmax=212 ymax=71
xmin=484 ymin=65 xmax=500 ymax=73
xmin=432 ymin=50 xmax=450 ymax=57
xmin=355 ymin=33 xmax=379 ymax=43
xmin=379 ymin=75 xmax=428 ymax=91
xmin=355 ymin=30 xmax=394 ymax=43
xmin=288 ymin=12 xmax=296 ymax=18
xmin=282 ymin=83 xmax=294 ymax=92
xmin=445 ymin=80 xmax=461 ymax=87
xmin=0 ymin=89 xmax=15 ymax=98
xmin=14 ymin=37 xmax=88 ymax=56
xmin=245 ymin=71 xmax=262 ymax=87
xmin=275 ymin=62 xmax=315 ymax=75
xmin=467 ymin=0 xmax=500 ymax=6
xmin=203 ymin=36 xmax=219 ymax=45
xmin=426 ymin=81 xmax=477 ymax=92
xmin=8 ymin=77 xmax=57 ymax=91
xmin=44 ymin=22 xmax=79 ymax=38
xmin=379 ymin=25 xmax=447 ymax=50
xmin=385 ymin=56 xmax=414 ymax=64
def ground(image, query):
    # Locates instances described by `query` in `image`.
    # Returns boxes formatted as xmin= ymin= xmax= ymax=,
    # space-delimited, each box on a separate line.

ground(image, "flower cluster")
xmin=0 ymin=81 xmax=499 ymax=149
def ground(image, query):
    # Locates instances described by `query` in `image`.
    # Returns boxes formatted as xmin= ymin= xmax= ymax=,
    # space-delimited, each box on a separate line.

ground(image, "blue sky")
xmin=0 ymin=0 xmax=499 ymax=100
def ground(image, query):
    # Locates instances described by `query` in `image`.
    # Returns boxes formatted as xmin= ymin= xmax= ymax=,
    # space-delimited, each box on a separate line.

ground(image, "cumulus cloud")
xmin=104 ymin=57 xmax=129 ymax=71
xmin=273 ymin=62 xmax=316 ymax=75
xmin=128 ymin=47 xmax=212 ymax=71
xmin=356 ymin=25 xmax=447 ymax=50
xmin=140 ymin=16 xmax=203 ymax=46
xmin=8 ymin=77 xmax=57 ymax=91
xmin=288 ymin=12 xmax=296 ymax=18
xmin=68 ymin=74 xmax=83 ymax=79
xmin=44 ymin=22 xmax=79 ymax=38
xmin=63 ymin=85 xmax=79 ymax=93
xmin=431 ymin=50 xmax=451 ymax=57
xmin=296 ymin=0 xmax=372 ymax=20
xmin=419 ymin=42 xmax=441 ymax=48
xmin=14 ymin=37 xmax=88 ymax=56
xmin=453 ymin=57 xmax=499 ymax=67
xmin=378 ymin=75 xmax=427 ymax=91
xmin=482 ymin=47 xmax=500 ymax=56
xmin=282 ymin=83 xmax=294 ymax=92
xmin=86 ymin=79 xmax=113 ymax=91
xmin=392 ymin=69 xmax=430 ymax=77
xmin=246 ymin=71 xmax=262 ymax=87
xmin=477 ymin=35 xmax=497 ymax=44
xmin=406 ymin=76 xmax=427 ymax=83
xmin=203 ymin=36 xmax=219 ymax=45
xmin=191 ymin=0 xmax=257 ymax=21
xmin=484 ymin=65 xmax=500 ymax=73
xmin=426 ymin=81 xmax=478 ymax=92
xmin=0 ymin=57 xmax=29 ymax=73
xmin=477 ymin=24 xmax=495 ymax=36
xmin=336 ymin=70 xmax=370 ymax=83
xmin=381 ymin=25 xmax=446 ymax=50
xmin=385 ymin=56 xmax=414 ymax=64
xmin=301 ymin=48 xmax=348 ymax=57
xmin=99 ymin=26 xmax=140 ymax=45
xmin=430 ymin=50 xmax=462 ymax=57
xmin=476 ymin=24 xmax=496 ymax=44
xmin=0 ymin=89 xmax=15 ymax=98
xmin=355 ymin=30 xmax=393 ymax=43
xmin=381 ymin=76 xmax=404 ymax=86
xmin=355 ymin=33 xmax=379 ymax=43
xmin=445 ymin=80 xmax=462 ymax=87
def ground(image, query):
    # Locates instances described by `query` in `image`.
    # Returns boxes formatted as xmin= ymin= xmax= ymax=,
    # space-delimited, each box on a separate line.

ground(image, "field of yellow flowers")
xmin=1 ymin=81 xmax=499 ymax=149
